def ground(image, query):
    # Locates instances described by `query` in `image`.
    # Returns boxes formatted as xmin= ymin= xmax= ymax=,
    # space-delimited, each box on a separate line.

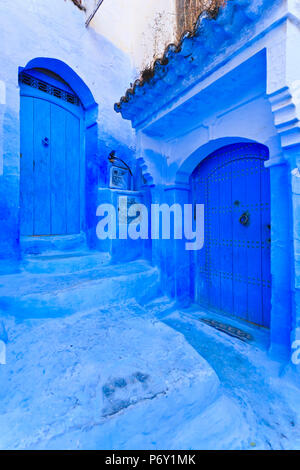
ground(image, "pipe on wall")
xmin=85 ymin=0 xmax=105 ymax=27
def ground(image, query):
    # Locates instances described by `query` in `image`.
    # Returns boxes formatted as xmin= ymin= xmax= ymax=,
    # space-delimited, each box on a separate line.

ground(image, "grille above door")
xmin=19 ymin=72 xmax=80 ymax=107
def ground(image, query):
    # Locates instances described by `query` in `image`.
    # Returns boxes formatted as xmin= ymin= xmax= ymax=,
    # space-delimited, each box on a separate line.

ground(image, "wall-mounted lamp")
xmin=108 ymin=151 xmax=133 ymax=176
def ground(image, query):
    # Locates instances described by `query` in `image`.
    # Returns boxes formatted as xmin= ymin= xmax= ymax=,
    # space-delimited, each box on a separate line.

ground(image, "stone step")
xmin=22 ymin=251 xmax=111 ymax=274
xmin=144 ymin=296 xmax=176 ymax=318
xmin=20 ymin=233 xmax=86 ymax=255
xmin=0 ymin=260 xmax=161 ymax=319
xmin=0 ymin=297 xmax=232 ymax=450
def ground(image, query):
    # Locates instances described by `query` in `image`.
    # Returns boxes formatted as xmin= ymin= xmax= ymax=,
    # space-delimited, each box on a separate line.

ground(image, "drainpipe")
xmin=85 ymin=0 xmax=105 ymax=27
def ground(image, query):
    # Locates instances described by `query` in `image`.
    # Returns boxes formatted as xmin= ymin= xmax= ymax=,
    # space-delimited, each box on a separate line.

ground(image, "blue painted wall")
xmin=0 ymin=0 xmax=136 ymax=260
xmin=0 ymin=0 xmax=299 ymax=368
xmin=114 ymin=0 xmax=300 ymax=365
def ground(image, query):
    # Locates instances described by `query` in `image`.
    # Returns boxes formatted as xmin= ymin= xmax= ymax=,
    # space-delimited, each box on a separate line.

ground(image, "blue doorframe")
xmin=19 ymin=69 xmax=84 ymax=236
xmin=191 ymin=142 xmax=271 ymax=328
xmin=18 ymin=58 xmax=99 ymax=248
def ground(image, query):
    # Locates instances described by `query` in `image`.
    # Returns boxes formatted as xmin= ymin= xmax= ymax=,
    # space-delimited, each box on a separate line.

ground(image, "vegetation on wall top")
xmin=70 ymin=0 xmax=86 ymax=11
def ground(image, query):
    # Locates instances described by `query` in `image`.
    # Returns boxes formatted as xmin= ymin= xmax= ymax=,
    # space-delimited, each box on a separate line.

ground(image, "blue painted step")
xmin=20 ymin=233 xmax=86 ymax=255
xmin=0 ymin=260 xmax=161 ymax=319
xmin=22 ymin=250 xmax=111 ymax=274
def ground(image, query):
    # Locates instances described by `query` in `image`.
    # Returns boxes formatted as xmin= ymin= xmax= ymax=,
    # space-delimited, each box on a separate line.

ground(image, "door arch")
xmin=191 ymin=142 xmax=271 ymax=327
xmin=19 ymin=67 xmax=84 ymax=236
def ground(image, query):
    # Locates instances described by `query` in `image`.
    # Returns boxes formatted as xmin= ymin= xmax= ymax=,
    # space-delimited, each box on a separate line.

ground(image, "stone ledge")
xmin=114 ymin=0 xmax=275 ymax=127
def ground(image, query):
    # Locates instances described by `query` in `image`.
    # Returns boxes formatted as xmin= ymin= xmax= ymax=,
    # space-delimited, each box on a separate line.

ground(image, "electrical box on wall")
xmin=109 ymin=166 xmax=130 ymax=189
xmin=109 ymin=165 xmax=131 ymax=190
xmin=108 ymin=151 xmax=132 ymax=190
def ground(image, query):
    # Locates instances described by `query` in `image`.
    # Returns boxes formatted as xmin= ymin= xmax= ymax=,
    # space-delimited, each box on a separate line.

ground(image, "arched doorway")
xmin=19 ymin=67 xmax=84 ymax=236
xmin=191 ymin=142 xmax=271 ymax=327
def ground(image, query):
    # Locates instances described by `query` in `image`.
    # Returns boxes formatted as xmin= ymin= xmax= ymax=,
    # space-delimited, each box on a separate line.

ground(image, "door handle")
xmin=239 ymin=211 xmax=250 ymax=227
xmin=42 ymin=137 xmax=49 ymax=147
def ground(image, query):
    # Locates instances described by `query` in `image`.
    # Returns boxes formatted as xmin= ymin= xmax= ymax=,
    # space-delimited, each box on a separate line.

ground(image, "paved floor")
xmin=1 ymin=293 xmax=300 ymax=449
xmin=0 ymin=299 xmax=241 ymax=450
xmin=159 ymin=305 xmax=300 ymax=450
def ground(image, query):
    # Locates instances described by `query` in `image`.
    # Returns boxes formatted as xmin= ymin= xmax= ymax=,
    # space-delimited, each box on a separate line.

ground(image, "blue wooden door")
xmin=20 ymin=72 xmax=82 ymax=236
xmin=192 ymin=143 xmax=271 ymax=327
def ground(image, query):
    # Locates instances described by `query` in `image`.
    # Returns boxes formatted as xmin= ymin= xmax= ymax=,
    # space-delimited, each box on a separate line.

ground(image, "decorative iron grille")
xmin=19 ymin=72 xmax=80 ymax=107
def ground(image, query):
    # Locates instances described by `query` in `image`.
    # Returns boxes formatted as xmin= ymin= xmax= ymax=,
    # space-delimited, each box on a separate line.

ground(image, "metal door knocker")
xmin=42 ymin=137 xmax=50 ymax=147
xmin=239 ymin=211 xmax=250 ymax=226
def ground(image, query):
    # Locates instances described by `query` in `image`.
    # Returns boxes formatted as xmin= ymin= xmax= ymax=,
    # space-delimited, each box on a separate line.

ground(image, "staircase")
xmin=0 ymin=250 xmax=249 ymax=449
xmin=0 ymin=249 xmax=161 ymax=320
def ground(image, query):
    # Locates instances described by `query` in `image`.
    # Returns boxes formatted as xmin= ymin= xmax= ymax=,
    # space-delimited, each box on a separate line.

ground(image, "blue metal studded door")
xmin=20 ymin=71 xmax=83 ymax=236
xmin=192 ymin=143 xmax=271 ymax=327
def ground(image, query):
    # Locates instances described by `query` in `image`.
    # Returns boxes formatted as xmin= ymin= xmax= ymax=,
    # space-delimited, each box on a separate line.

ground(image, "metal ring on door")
xmin=239 ymin=211 xmax=250 ymax=226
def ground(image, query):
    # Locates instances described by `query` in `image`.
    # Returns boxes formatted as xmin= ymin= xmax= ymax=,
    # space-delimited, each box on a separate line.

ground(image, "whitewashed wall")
xmin=87 ymin=0 xmax=177 ymax=72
